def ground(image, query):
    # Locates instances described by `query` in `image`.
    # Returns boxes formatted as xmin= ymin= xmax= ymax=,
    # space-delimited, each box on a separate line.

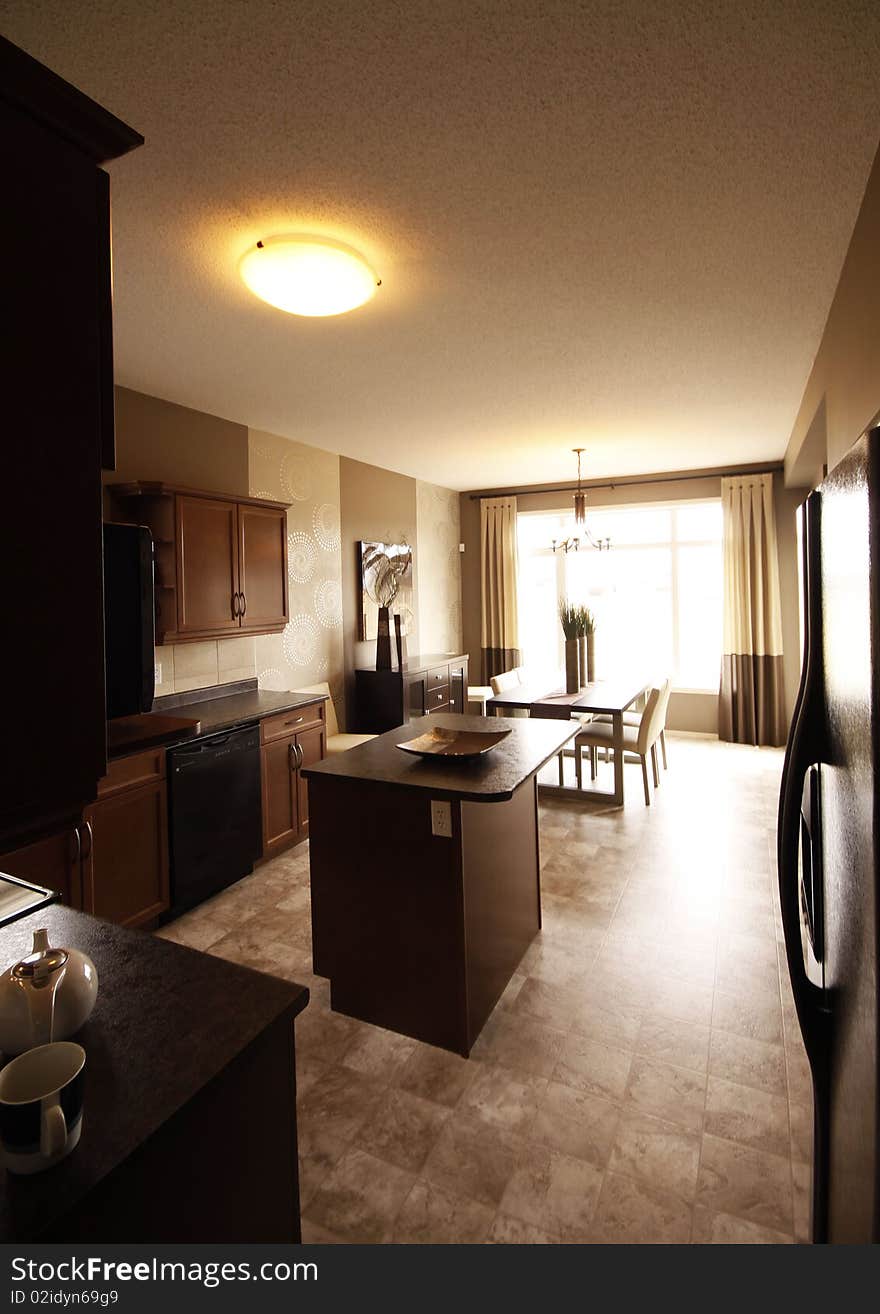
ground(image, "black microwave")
xmin=103 ymin=522 xmax=156 ymax=719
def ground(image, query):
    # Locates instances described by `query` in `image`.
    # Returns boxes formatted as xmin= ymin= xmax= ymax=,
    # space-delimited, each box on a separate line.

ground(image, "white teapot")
xmin=0 ymin=928 xmax=98 ymax=1056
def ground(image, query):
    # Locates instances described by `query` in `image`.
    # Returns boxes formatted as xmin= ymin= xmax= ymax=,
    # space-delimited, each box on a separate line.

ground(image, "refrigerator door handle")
xmin=777 ymin=492 xmax=831 ymax=1063
xmin=777 ymin=491 xmax=831 ymax=1244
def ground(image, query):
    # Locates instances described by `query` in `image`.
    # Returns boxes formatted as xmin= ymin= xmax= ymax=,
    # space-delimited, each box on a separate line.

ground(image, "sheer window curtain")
xmin=480 ymin=496 xmax=521 ymax=683
xmin=719 ymin=474 xmax=786 ymax=745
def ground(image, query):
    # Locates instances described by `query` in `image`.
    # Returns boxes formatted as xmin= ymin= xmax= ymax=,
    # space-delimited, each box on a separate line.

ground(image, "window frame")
xmin=516 ymin=498 xmax=723 ymax=694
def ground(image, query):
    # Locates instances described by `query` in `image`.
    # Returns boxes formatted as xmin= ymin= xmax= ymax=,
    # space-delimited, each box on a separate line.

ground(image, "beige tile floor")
xmin=157 ymin=735 xmax=812 ymax=1244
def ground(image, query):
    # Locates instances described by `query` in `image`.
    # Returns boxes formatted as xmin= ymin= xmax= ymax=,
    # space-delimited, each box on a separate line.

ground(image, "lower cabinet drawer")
xmin=261 ymin=701 xmax=325 ymax=744
xmin=98 ymin=747 xmax=165 ymax=798
xmin=427 ymin=686 xmax=448 ymax=710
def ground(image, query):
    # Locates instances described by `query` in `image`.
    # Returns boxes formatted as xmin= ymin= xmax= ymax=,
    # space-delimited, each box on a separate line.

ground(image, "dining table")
xmin=486 ymin=676 xmax=651 ymax=806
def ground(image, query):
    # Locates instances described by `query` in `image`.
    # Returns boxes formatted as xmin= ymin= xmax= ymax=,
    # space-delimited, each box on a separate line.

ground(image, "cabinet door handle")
xmin=240 ymin=592 xmax=247 ymax=618
xmin=294 ymin=742 xmax=304 ymax=770
xmin=80 ymin=820 xmax=93 ymax=861
xmin=232 ymin=592 xmax=240 ymax=618
xmin=70 ymin=825 xmax=81 ymax=867
xmin=288 ymin=742 xmax=296 ymax=772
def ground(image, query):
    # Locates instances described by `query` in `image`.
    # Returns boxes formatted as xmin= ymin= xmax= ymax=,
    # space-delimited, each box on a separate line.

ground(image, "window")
xmin=516 ymin=501 xmax=723 ymax=691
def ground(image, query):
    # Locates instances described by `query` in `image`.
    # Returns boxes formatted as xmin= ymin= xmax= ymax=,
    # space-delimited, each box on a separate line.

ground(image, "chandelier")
xmin=551 ymin=449 xmax=612 ymax=552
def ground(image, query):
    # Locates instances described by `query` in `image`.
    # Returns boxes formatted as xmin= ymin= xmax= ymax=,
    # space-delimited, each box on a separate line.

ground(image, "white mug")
xmin=0 ymin=1042 xmax=85 ymax=1175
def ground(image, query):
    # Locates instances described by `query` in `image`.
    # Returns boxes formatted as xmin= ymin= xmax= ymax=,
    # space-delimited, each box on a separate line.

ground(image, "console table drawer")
xmin=427 ymin=666 xmax=449 ymax=689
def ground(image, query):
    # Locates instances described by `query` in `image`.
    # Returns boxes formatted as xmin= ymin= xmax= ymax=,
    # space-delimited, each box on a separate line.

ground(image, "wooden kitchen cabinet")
xmin=237 ymin=503 xmax=289 ymax=632
xmin=1 ymin=37 xmax=142 ymax=850
xmin=0 ymin=826 xmax=85 ymax=910
xmin=109 ymin=482 xmax=289 ymax=643
xmin=176 ymin=495 xmax=240 ymax=637
xmin=260 ymin=702 xmax=326 ymax=858
xmin=82 ymin=748 xmax=169 ymax=928
xmin=294 ymin=722 xmax=325 ymax=839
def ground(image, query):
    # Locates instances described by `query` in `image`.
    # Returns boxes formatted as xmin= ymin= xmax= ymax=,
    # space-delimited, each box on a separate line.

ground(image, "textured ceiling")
xmin=4 ymin=0 xmax=880 ymax=490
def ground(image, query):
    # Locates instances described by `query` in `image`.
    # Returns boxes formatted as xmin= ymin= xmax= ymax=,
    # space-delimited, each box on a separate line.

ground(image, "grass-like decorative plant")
xmin=577 ymin=604 xmax=596 ymax=636
xmin=559 ymin=598 xmax=579 ymax=639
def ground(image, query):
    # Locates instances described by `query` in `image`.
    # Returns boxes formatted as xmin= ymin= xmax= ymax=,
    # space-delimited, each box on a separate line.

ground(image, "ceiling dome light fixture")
xmin=239 ymin=234 xmax=380 ymax=317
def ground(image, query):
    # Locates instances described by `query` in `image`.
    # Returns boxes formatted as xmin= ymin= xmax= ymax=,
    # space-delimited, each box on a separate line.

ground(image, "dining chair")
xmin=489 ymin=667 xmax=530 ymax=722
xmin=467 ymin=684 xmax=494 ymax=714
xmin=591 ymin=678 xmax=671 ymax=770
xmin=573 ymin=685 xmax=665 ymax=805
xmin=489 ymin=669 xmax=522 ymax=695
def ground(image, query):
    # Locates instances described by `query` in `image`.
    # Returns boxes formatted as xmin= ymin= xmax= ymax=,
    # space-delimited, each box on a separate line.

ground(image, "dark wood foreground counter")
xmin=0 ymin=907 xmax=308 ymax=1242
xmin=303 ymin=715 xmax=576 ymax=1055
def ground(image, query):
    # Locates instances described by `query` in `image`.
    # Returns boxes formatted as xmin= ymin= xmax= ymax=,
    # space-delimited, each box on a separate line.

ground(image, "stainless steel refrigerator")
xmin=778 ymin=424 xmax=880 ymax=1243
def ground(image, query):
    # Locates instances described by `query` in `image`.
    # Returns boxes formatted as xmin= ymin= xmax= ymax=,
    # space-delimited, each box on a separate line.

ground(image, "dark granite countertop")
xmin=109 ymin=684 xmax=327 ymax=759
xmin=0 ymin=906 xmax=308 ymax=1241
xmin=303 ymin=713 xmax=577 ymax=802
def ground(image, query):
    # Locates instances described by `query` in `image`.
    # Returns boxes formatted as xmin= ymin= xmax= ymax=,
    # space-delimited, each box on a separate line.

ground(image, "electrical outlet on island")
xmin=430 ymin=800 xmax=452 ymax=838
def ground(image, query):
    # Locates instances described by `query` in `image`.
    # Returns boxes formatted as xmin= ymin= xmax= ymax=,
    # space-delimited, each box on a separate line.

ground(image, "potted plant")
xmin=559 ymin=598 xmax=580 ymax=692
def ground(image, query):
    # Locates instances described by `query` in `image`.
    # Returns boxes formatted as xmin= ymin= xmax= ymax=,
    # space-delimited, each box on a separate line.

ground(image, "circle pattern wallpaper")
xmin=313 ymin=502 xmax=341 ymax=551
xmin=282 ymin=613 xmax=320 ymax=667
xmin=314 ymin=578 xmax=342 ymax=628
xmin=280 ymin=450 xmax=314 ymax=503
xmin=288 ymin=531 xmax=317 ymax=583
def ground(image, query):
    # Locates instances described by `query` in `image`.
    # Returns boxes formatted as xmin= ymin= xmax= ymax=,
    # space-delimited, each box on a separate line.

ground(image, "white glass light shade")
xmin=239 ymin=235 xmax=379 ymax=317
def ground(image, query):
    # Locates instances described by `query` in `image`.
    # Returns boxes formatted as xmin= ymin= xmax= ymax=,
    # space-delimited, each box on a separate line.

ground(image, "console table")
xmin=355 ymin=652 xmax=469 ymax=733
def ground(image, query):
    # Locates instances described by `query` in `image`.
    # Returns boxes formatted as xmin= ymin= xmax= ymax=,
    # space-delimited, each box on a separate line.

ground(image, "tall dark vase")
xmin=586 ymin=632 xmax=595 ymax=682
xmin=394 ymin=613 xmax=405 ymax=670
xmin=564 ymin=638 xmax=580 ymax=693
xmin=376 ymin=605 xmax=392 ymax=670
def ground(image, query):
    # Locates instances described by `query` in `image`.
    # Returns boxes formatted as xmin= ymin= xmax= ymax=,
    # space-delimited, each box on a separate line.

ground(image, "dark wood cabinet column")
xmin=1 ymin=36 xmax=142 ymax=850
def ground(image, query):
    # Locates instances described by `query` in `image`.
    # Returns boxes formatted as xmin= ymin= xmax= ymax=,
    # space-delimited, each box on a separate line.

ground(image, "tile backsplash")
xmin=154 ymin=636 xmax=257 ymax=697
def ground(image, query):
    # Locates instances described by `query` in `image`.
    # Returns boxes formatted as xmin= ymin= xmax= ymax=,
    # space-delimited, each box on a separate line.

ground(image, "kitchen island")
xmin=303 ymin=713 xmax=577 ymax=1056
xmin=0 ymin=906 xmax=308 ymax=1242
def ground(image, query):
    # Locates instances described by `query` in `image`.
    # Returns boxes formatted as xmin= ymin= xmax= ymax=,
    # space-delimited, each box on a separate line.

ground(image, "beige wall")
xmin=248 ymin=429 xmax=345 ymax=718
xmin=416 ymin=481 xmax=462 ymax=655
xmin=109 ymin=387 xmax=249 ymax=496
xmin=461 ymin=470 xmax=801 ymax=734
xmin=786 ymin=140 xmax=880 ymax=483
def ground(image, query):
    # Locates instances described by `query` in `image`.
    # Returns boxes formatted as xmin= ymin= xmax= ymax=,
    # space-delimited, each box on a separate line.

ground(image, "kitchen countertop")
xmin=303 ymin=712 xmax=577 ymax=802
xmin=109 ymin=685 xmax=326 ymax=758
xmin=0 ymin=905 xmax=308 ymax=1241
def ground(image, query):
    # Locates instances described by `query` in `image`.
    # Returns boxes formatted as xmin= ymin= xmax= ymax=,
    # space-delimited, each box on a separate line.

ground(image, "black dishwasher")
xmin=166 ymin=724 xmax=262 ymax=918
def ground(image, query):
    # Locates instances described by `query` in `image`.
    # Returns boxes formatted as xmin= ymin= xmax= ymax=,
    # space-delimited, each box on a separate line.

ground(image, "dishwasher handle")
xmin=171 ymin=725 xmax=259 ymax=766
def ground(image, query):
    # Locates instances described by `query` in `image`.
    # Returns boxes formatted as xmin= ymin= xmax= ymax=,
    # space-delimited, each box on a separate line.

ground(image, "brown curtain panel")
xmin=480 ymin=496 xmax=521 ymax=683
xmin=719 ymin=474 xmax=786 ymax=745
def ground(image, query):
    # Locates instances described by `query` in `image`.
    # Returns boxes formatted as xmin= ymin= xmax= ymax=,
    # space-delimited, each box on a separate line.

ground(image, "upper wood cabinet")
xmin=1 ymin=36 xmax=142 ymax=851
xmin=238 ymin=503 xmax=289 ymax=631
xmin=176 ymin=495 xmax=240 ymax=637
xmin=110 ymin=482 xmax=290 ymax=643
